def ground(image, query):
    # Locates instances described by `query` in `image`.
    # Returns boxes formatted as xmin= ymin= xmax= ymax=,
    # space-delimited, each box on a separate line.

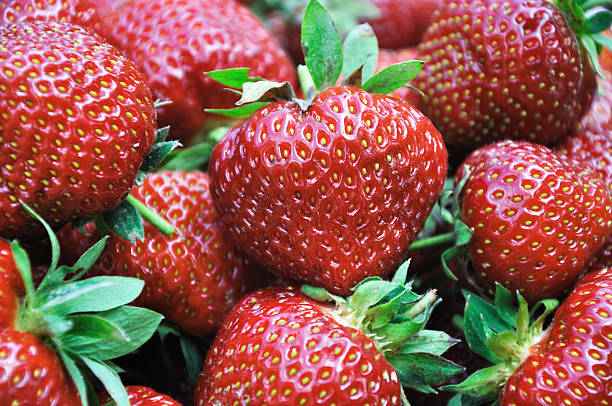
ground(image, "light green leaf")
xmin=342 ymin=23 xmax=379 ymax=82
xmin=204 ymin=68 xmax=260 ymax=88
xmin=388 ymin=352 xmax=464 ymax=387
xmin=82 ymin=357 xmax=129 ymax=406
xmin=101 ymin=200 xmax=144 ymax=244
xmin=362 ymin=61 xmax=424 ymax=94
xmin=207 ymin=102 xmax=270 ymax=118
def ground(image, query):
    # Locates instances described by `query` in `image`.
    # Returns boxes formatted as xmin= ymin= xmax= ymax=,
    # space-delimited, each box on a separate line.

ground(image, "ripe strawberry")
xmin=194 ymin=268 xmax=463 ymax=405
xmin=0 ymin=0 xmax=104 ymax=32
xmin=98 ymin=386 xmax=180 ymax=406
xmin=447 ymin=270 xmax=612 ymax=404
xmin=208 ymin=0 xmax=447 ymax=295
xmin=454 ymin=140 xmax=612 ymax=302
xmin=58 ymin=171 xmax=261 ymax=336
xmin=0 ymin=204 xmax=163 ymax=406
xmin=0 ymin=21 xmax=157 ymax=240
xmin=413 ymin=0 xmax=602 ymax=150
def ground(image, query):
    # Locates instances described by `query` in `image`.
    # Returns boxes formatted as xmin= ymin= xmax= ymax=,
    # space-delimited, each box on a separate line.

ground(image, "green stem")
xmin=405 ymin=290 xmax=437 ymax=319
xmin=125 ymin=195 xmax=175 ymax=236
xmin=408 ymin=231 xmax=455 ymax=250
xmin=582 ymin=0 xmax=612 ymax=9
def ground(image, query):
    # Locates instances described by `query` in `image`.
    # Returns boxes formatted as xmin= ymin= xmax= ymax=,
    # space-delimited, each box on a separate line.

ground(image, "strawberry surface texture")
xmin=0 ymin=20 xmax=157 ymax=240
xmin=209 ymin=86 xmax=448 ymax=295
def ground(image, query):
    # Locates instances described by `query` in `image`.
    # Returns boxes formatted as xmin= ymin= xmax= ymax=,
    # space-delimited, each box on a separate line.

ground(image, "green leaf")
xmin=236 ymin=81 xmax=295 ymax=105
xmin=362 ymin=61 xmax=424 ymax=94
xmin=101 ymin=200 xmax=144 ymax=244
xmin=204 ymin=68 xmax=260 ymax=88
xmin=180 ymin=334 xmax=204 ymax=384
xmin=19 ymin=200 xmax=60 ymax=273
xmin=10 ymin=241 xmax=34 ymax=304
xmin=66 ymin=236 xmax=109 ymax=279
xmin=55 ymin=346 xmax=90 ymax=406
xmin=366 ymin=287 xmax=410 ymax=329
xmin=300 ymin=285 xmax=346 ymax=305
xmin=584 ymin=10 xmax=612 ymax=33
xmin=487 ymin=331 xmax=520 ymax=363
xmin=593 ymin=32 xmax=612 ymax=52
xmin=207 ymin=102 xmax=270 ymax=118
xmin=442 ymin=363 xmax=510 ymax=398
xmin=68 ymin=314 xmax=129 ymax=341
xmin=391 ymin=260 xmax=410 ymax=285
xmin=61 ymin=306 xmax=163 ymax=360
xmin=82 ymin=357 xmax=130 ymax=406
xmin=582 ymin=34 xmax=603 ymax=77
xmin=140 ymin=140 xmax=181 ymax=172
xmin=528 ymin=298 xmax=559 ymax=336
xmin=515 ymin=292 xmax=530 ymax=341
xmin=302 ymin=0 xmax=343 ymax=90
xmin=441 ymin=246 xmax=462 ymax=281
xmin=377 ymin=318 xmax=425 ymax=343
xmin=37 ymin=276 xmax=144 ymax=316
xmin=494 ymin=284 xmax=516 ymax=327
xmin=154 ymin=126 xmax=170 ymax=144
xmin=388 ymin=352 xmax=464 ymax=387
xmin=348 ymin=278 xmax=400 ymax=313
xmin=342 ymin=23 xmax=379 ymax=82
xmin=398 ymin=329 xmax=460 ymax=356
xmin=160 ymin=143 xmax=216 ymax=172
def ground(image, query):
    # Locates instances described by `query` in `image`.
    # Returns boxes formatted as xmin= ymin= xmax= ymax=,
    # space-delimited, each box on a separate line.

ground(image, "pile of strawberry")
xmin=0 ymin=0 xmax=611 ymax=405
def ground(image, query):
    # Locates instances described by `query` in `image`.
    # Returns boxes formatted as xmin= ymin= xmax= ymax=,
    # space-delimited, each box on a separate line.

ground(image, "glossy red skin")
xmin=0 ymin=329 xmax=80 ymax=406
xmin=0 ymin=240 xmax=20 ymax=329
xmin=0 ymin=0 xmax=105 ymax=32
xmin=457 ymin=141 xmax=612 ymax=302
xmin=58 ymin=171 xmax=259 ymax=337
xmin=98 ymin=386 xmax=180 ymax=406
xmin=557 ymin=129 xmax=612 ymax=272
xmin=414 ymin=0 xmax=594 ymax=150
xmin=0 ymin=21 xmax=156 ymax=240
xmin=194 ymin=288 xmax=402 ymax=406
xmin=368 ymin=0 xmax=443 ymax=49
xmin=92 ymin=0 xmax=296 ymax=144
xmin=209 ymin=86 xmax=448 ymax=295
xmin=500 ymin=267 xmax=612 ymax=405
xmin=377 ymin=48 xmax=422 ymax=108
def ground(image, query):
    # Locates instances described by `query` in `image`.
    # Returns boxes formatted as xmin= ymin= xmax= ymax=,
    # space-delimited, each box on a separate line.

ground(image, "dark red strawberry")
xmin=207 ymin=0 xmax=447 ymax=295
xmin=0 ymin=20 xmax=157 ymax=240
xmin=455 ymin=140 xmax=612 ymax=302
xmin=195 ymin=269 xmax=462 ymax=405
xmin=92 ymin=0 xmax=296 ymax=144
xmin=446 ymin=271 xmax=612 ymax=405
xmin=0 ymin=204 xmax=163 ymax=406
xmin=413 ymin=0 xmax=601 ymax=150
xmin=58 ymin=171 xmax=261 ymax=336
xmin=98 ymin=386 xmax=180 ymax=406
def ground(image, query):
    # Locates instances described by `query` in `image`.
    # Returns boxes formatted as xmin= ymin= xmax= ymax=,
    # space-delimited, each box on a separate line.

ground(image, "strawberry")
xmin=98 ymin=386 xmax=180 ymax=406
xmin=0 ymin=203 xmax=163 ymax=406
xmin=413 ymin=0 xmax=606 ymax=150
xmin=194 ymin=266 xmax=463 ymax=405
xmin=207 ymin=1 xmax=447 ymax=295
xmin=578 ymin=76 xmax=612 ymax=134
xmin=446 ymin=270 xmax=612 ymax=405
xmin=57 ymin=171 xmax=261 ymax=336
xmin=0 ymin=0 xmax=104 ymax=32
xmin=451 ymin=140 xmax=612 ymax=302
xmin=0 ymin=20 xmax=158 ymax=240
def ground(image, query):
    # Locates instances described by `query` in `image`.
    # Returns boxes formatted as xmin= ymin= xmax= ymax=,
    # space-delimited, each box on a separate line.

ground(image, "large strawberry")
xmin=0 ymin=20 xmax=162 ymax=240
xmin=451 ymin=140 xmax=612 ymax=302
xmin=445 ymin=269 xmax=612 ymax=405
xmin=194 ymin=265 xmax=463 ymax=405
xmin=0 ymin=204 xmax=163 ymax=406
xmin=57 ymin=171 xmax=261 ymax=336
xmin=98 ymin=386 xmax=180 ymax=406
xmin=207 ymin=0 xmax=447 ymax=295
xmin=0 ymin=0 xmax=104 ymax=32
xmin=413 ymin=0 xmax=608 ymax=150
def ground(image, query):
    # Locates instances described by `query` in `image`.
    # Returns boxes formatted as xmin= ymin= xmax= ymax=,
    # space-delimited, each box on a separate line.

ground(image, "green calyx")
xmin=205 ymin=0 xmax=424 ymax=118
xmin=553 ymin=0 xmax=612 ymax=76
xmin=301 ymin=261 xmax=464 ymax=397
xmin=12 ymin=202 xmax=164 ymax=406
xmin=443 ymin=285 xmax=558 ymax=405
xmin=74 ymin=126 xmax=178 ymax=244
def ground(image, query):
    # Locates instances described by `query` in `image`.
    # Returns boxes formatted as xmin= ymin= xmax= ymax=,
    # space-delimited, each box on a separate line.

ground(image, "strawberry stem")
xmin=125 ymin=195 xmax=175 ymax=236
xmin=408 ymin=231 xmax=455 ymax=250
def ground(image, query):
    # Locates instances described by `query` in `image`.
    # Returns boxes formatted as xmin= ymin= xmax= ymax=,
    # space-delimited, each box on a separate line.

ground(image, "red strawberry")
xmin=98 ymin=386 xmax=180 ymax=406
xmin=58 ymin=171 xmax=261 ymax=336
xmin=500 ymin=268 xmax=612 ymax=405
xmin=194 ymin=270 xmax=462 ymax=405
xmin=455 ymin=140 xmax=612 ymax=302
xmin=92 ymin=0 xmax=296 ymax=144
xmin=0 ymin=0 xmax=104 ymax=32
xmin=413 ymin=0 xmax=599 ymax=150
xmin=210 ymin=86 xmax=447 ymax=295
xmin=0 ymin=20 xmax=157 ymax=240
xmin=446 ymin=270 xmax=612 ymax=405
xmin=600 ymin=30 xmax=612 ymax=75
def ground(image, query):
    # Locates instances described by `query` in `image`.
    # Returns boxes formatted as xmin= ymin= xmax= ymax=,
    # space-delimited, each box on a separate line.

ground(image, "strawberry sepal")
xmin=301 ymin=260 xmax=465 ymax=392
